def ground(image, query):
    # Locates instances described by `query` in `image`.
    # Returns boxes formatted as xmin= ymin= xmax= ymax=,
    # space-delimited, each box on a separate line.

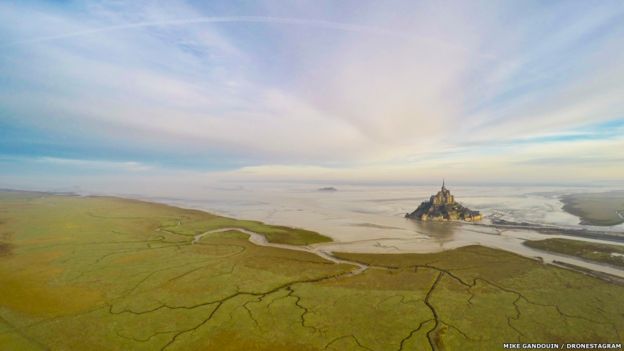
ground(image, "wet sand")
xmin=561 ymin=191 xmax=624 ymax=226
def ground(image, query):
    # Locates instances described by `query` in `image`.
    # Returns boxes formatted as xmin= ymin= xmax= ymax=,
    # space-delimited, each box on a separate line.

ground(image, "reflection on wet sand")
xmin=406 ymin=220 xmax=457 ymax=243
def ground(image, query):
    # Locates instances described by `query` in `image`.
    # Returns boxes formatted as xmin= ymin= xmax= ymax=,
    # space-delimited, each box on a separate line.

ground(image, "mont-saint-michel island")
xmin=406 ymin=181 xmax=482 ymax=222
xmin=3 ymin=1 xmax=624 ymax=350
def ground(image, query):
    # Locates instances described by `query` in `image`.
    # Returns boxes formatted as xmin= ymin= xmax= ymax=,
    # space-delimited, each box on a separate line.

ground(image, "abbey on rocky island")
xmin=405 ymin=181 xmax=482 ymax=222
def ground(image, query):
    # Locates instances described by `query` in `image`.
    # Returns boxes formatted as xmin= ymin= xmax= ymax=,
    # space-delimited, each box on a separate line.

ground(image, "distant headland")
xmin=405 ymin=181 xmax=482 ymax=222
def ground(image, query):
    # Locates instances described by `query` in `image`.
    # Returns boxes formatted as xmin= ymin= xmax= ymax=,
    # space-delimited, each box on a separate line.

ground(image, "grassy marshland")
xmin=0 ymin=191 xmax=623 ymax=350
xmin=525 ymin=238 xmax=624 ymax=268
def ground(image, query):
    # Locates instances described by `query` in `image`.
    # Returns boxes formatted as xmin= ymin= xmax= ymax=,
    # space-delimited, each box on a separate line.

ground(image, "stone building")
xmin=430 ymin=180 xmax=454 ymax=205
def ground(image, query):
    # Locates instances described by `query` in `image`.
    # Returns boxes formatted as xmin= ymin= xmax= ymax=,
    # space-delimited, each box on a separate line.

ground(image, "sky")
xmin=1 ymin=0 xmax=624 ymax=190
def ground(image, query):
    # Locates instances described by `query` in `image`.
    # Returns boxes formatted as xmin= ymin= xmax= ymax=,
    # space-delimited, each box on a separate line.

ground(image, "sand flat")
xmin=561 ymin=191 xmax=624 ymax=226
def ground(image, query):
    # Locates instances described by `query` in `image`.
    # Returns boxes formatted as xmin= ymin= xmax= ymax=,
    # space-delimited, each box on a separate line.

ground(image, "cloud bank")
xmin=1 ymin=0 xmax=623 ymax=186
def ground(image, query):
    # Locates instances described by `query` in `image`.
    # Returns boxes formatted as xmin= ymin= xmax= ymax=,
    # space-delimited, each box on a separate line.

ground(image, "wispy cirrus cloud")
xmin=37 ymin=157 xmax=152 ymax=172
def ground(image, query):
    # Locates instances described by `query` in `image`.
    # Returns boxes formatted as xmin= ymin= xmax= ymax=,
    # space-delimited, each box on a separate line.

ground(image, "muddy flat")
xmin=561 ymin=191 xmax=624 ymax=226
